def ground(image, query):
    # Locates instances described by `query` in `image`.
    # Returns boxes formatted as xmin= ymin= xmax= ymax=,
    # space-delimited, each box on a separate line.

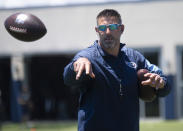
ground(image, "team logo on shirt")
xmin=127 ymin=62 xmax=137 ymax=69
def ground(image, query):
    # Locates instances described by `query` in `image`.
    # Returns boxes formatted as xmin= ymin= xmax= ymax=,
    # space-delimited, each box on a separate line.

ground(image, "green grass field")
xmin=1 ymin=120 xmax=183 ymax=131
xmin=140 ymin=120 xmax=183 ymax=131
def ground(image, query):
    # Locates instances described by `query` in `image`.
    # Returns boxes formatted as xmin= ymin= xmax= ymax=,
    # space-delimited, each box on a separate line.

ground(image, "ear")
xmin=95 ymin=27 xmax=99 ymax=33
xmin=120 ymin=24 xmax=124 ymax=33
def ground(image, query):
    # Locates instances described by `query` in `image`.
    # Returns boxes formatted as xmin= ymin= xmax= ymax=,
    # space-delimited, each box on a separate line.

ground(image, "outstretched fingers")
xmin=85 ymin=63 xmax=95 ymax=79
xmin=76 ymin=63 xmax=85 ymax=80
xmin=73 ymin=57 xmax=95 ymax=80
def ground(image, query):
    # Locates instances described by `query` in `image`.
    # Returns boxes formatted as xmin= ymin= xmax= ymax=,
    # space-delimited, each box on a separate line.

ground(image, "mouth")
xmin=104 ymin=40 xmax=113 ymax=43
xmin=104 ymin=36 xmax=114 ymax=42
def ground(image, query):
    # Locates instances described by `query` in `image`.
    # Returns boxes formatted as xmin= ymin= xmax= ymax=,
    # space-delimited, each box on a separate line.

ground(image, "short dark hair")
xmin=96 ymin=9 xmax=122 ymax=25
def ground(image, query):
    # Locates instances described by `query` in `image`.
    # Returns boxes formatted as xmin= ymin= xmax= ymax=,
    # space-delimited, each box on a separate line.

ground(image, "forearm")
xmin=156 ymin=76 xmax=171 ymax=97
xmin=143 ymin=59 xmax=171 ymax=97
xmin=63 ymin=62 xmax=76 ymax=86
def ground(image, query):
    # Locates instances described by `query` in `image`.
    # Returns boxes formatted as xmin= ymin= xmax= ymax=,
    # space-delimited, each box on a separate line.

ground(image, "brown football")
xmin=137 ymin=69 xmax=156 ymax=102
xmin=4 ymin=12 xmax=47 ymax=42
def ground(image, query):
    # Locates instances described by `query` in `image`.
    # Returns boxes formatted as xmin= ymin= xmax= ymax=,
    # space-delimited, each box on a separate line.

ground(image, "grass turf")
xmin=140 ymin=120 xmax=183 ymax=131
xmin=1 ymin=120 xmax=183 ymax=131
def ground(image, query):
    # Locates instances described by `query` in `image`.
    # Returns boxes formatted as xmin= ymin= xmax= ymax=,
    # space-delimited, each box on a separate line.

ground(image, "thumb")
xmin=90 ymin=72 xmax=95 ymax=79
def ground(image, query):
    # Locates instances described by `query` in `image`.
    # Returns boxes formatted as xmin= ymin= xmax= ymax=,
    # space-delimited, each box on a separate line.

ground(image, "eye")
xmin=109 ymin=25 xmax=117 ymax=30
xmin=98 ymin=25 xmax=106 ymax=31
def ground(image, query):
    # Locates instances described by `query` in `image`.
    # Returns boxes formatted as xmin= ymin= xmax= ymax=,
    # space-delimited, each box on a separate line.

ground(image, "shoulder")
xmin=121 ymin=45 xmax=147 ymax=70
xmin=121 ymin=45 xmax=144 ymax=60
xmin=73 ymin=42 xmax=98 ymax=61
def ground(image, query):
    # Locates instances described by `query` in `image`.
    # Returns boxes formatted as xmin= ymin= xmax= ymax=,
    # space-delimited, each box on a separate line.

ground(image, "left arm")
xmin=132 ymin=49 xmax=171 ymax=97
xmin=142 ymin=60 xmax=171 ymax=97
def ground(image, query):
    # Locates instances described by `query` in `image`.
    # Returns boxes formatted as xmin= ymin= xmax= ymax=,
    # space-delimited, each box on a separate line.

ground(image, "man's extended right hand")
xmin=73 ymin=57 xmax=95 ymax=80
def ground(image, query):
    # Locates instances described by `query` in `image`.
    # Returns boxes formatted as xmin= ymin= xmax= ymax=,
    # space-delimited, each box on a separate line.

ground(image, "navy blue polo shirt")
xmin=63 ymin=41 xmax=170 ymax=131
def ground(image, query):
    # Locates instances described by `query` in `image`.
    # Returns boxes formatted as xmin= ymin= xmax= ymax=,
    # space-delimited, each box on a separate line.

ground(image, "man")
xmin=63 ymin=9 xmax=170 ymax=131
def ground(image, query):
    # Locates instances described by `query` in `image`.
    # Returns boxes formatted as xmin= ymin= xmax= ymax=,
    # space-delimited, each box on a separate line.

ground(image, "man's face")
xmin=96 ymin=16 xmax=123 ymax=49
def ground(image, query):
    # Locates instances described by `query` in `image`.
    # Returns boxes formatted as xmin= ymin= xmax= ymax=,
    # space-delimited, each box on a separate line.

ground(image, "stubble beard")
xmin=100 ymin=35 xmax=117 ymax=49
xmin=102 ymin=41 xmax=116 ymax=49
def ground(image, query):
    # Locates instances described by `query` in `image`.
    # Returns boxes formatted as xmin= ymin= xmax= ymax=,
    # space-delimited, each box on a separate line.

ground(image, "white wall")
xmin=0 ymin=0 xmax=183 ymax=74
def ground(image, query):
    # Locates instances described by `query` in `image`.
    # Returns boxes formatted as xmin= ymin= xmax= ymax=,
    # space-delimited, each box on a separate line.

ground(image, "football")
xmin=137 ymin=69 xmax=156 ymax=102
xmin=4 ymin=12 xmax=47 ymax=42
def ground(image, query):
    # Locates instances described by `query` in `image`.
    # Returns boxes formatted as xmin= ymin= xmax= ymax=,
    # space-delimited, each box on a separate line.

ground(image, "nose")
xmin=105 ymin=27 xmax=111 ymax=34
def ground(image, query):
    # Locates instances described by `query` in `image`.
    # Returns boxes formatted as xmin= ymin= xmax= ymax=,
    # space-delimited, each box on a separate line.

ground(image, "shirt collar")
xmin=95 ymin=40 xmax=126 ymax=57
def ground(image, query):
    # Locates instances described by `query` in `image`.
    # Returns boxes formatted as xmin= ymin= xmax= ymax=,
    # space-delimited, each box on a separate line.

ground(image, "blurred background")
xmin=0 ymin=0 xmax=183 ymax=130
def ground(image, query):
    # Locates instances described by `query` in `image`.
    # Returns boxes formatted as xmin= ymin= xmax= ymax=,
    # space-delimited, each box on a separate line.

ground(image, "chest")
xmin=94 ymin=55 xmax=139 ymax=97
